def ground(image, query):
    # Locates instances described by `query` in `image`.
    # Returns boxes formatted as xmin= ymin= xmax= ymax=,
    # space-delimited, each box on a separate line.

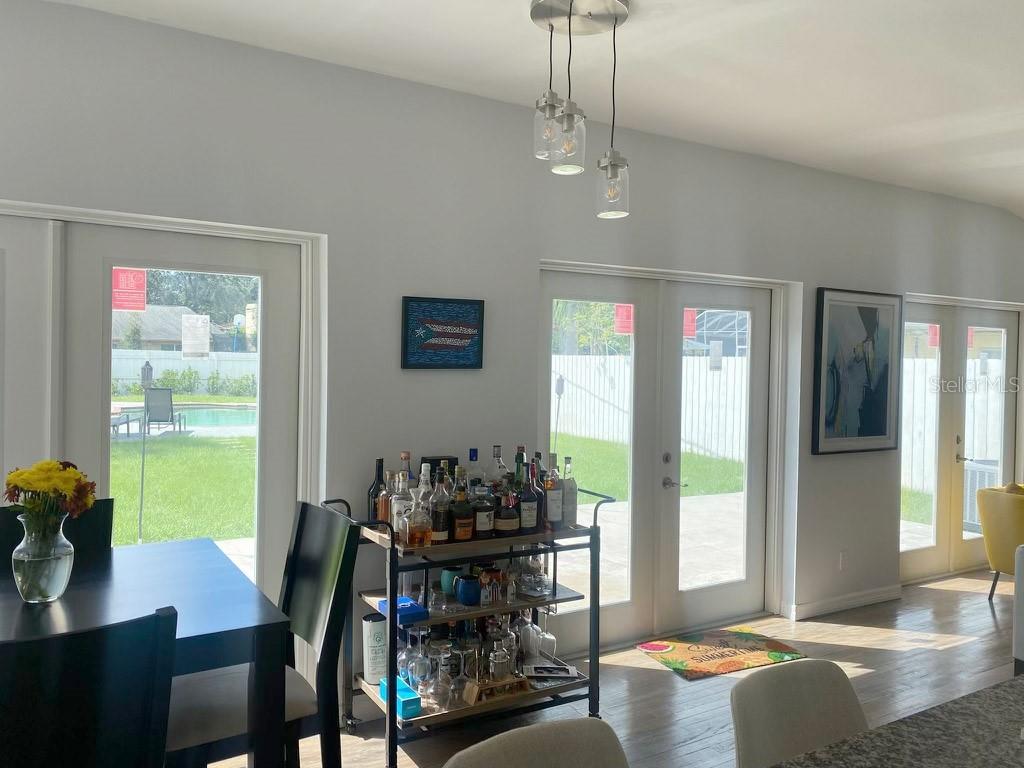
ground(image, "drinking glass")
xmin=448 ymin=647 xmax=472 ymax=709
xmin=538 ymin=611 xmax=557 ymax=659
xmin=427 ymin=640 xmax=453 ymax=711
xmin=407 ymin=628 xmax=432 ymax=700
xmin=428 ymin=581 xmax=447 ymax=615
xmin=397 ymin=632 xmax=414 ymax=683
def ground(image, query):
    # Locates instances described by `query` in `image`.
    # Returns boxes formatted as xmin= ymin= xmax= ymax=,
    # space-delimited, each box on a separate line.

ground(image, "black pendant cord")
xmin=611 ymin=17 xmax=618 ymax=148
xmin=567 ymin=0 xmax=573 ymax=100
xmin=548 ymin=23 xmax=554 ymax=91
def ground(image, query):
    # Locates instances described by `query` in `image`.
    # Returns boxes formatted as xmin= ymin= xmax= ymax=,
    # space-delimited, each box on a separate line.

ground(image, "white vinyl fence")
xmin=550 ymin=354 xmax=749 ymax=461
xmin=111 ymin=350 xmax=259 ymax=394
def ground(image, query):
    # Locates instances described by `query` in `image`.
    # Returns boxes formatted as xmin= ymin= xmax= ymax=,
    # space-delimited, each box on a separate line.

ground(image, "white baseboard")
xmin=784 ymin=583 xmax=902 ymax=621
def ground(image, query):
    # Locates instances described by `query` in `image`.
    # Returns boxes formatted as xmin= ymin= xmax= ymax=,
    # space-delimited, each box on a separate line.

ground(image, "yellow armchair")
xmin=978 ymin=482 xmax=1024 ymax=600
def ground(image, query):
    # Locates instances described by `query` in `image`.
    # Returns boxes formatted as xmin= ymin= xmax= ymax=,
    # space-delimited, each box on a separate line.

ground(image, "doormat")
xmin=636 ymin=627 xmax=804 ymax=680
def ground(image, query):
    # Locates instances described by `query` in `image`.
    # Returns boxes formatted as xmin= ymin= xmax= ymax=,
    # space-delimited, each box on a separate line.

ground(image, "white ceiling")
xmin=50 ymin=0 xmax=1024 ymax=216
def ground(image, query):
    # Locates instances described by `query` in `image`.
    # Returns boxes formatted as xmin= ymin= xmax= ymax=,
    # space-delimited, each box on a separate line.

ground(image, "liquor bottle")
xmin=368 ymin=458 xmax=384 ymax=520
xmin=519 ymin=455 xmax=540 ymax=534
xmin=534 ymin=451 xmax=548 ymax=484
xmin=450 ymin=466 xmax=474 ymax=542
xmin=391 ymin=470 xmax=416 ymax=544
xmin=563 ymin=455 xmax=578 ymax=528
xmin=406 ymin=496 xmax=433 ymax=549
xmin=416 ymin=462 xmax=433 ymax=505
xmin=400 ymin=450 xmax=415 ymax=484
xmin=467 ymin=448 xmax=484 ymax=488
xmin=472 ymin=485 xmax=495 ymax=539
xmin=429 ymin=467 xmax=451 ymax=544
xmin=440 ymin=459 xmax=454 ymax=496
xmin=495 ymin=472 xmax=521 ymax=537
xmin=376 ymin=469 xmax=394 ymax=523
xmin=486 ymin=445 xmax=509 ymax=488
xmin=545 ymin=454 xmax=563 ymax=531
xmin=530 ymin=459 xmax=546 ymax=530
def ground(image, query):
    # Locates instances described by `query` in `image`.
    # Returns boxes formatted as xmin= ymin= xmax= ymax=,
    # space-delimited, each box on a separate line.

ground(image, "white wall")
xmin=3 ymin=0 xmax=1024 ymax=621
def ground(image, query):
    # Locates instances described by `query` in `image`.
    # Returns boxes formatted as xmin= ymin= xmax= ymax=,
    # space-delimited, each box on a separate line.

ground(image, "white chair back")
xmin=442 ymin=718 xmax=629 ymax=768
xmin=730 ymin=659 xmax=867 ymax=768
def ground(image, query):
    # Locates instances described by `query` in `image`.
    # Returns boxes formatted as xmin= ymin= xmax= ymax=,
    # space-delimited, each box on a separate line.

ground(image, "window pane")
xmin=900 ymin=322 xmax=939 ymax=551
xmin=679 ymin=309 xmax=749 ymax=590
xmin=962 ymin=327 xmax=1006 ymax=541
xmin=110 ymin=267 xmax=260 ymax=580
xmin=550 ymin=299 xmax=633 ymax=610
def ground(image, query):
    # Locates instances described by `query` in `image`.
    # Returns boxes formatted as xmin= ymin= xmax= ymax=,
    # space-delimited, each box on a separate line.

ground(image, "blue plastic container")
xmin=379 ymin=675 xmax=422 ymax=719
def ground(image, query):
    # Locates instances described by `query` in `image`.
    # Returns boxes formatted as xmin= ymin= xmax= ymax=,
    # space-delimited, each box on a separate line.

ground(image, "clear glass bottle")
xmin=417 ymin=462 xmax=433 ymax=506
xmin=545 ymin=454 xmax=563 ymax=531
xmin=467 ymin=448 xmax=484 ymax=488
xmin=391 ymin=470 xmax=415 ymax=544
xmin=486 ymin=445 xmax=509 ymax=488
xmin=440 ymin=459 xmax=454 ymax=496
xmin=495 ymin=472 xmax=521 ymax=538
xmin=400 ymin=450 xmax=414 ymax=484
xmin=407 ymin=496 xmax=433 ymax=549
xmin=429 ymin=467 xmax=451 ymax=545
xmin=450 ymin=466 xmax=474 ymax=542
xmin=472 ymin=485 xmax=495 ymax=539
xmin=376 ymin=469 xmax=394 ymax=523
xmin=563 ymin=455 xmax=578 ymax=528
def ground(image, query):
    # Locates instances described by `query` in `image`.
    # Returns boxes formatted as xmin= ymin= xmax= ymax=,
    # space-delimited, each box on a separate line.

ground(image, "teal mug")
xmin=441 ymin=566 xmax=464 ymax=597
xmin=454 ymin=574 xmax=481 ymax=606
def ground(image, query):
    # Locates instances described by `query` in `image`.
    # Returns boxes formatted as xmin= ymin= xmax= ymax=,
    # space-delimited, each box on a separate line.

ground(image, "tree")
xmin=551 ymin=300 xmax=631 ymax=355
xmin=145 ymin=270 xmax=259 ymax=325
xmin=122 ymin=315 xmax=142 ymax=349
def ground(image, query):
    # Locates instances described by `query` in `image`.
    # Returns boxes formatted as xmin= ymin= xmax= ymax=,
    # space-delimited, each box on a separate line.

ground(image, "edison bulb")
xmin=543 ymin=119 xmax=557 ymax=143
xmin=560 ymin=129 xmax=578 ymax=158
xmin=605 ymin=177 xmax=622 ymax=203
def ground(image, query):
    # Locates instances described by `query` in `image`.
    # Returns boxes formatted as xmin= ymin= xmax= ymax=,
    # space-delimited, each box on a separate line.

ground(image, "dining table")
xmin=0 ymin=537 xmax=290 ymax=767
xmin=774 ymin=674 xmax=1024 ymax=767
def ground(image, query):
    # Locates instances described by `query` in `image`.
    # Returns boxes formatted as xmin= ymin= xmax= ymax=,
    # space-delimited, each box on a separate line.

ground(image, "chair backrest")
xmin=0 ymin=606 xmax=177 ymax=768
xmin=145 ymin=386 xmax=174 ymax=424
xmin=0 ymin=498 xmax=114 ymax=568
xmin=730 ymin=659 xmax=868 ymax=768
xmin=278 ymin=501 xmax=359 ymax=669
xmin=1014 ymin=545 xmax=1024 ymax=667
xmin=978 ymin=484 xmax=1024 ymax=575
xmin=442 ymin=718 xmax=630 ymax=768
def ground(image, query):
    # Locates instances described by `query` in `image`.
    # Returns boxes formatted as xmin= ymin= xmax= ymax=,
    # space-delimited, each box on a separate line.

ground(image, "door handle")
xmin=662 ymin=477 xmax=689 ymax=489
xmin=955 ymin=453 xmax=974 ymax=464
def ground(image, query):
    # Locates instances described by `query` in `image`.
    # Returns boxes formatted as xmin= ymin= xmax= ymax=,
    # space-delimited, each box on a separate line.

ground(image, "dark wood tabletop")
xmin=0 ymin=538 xmax=290 ymax=766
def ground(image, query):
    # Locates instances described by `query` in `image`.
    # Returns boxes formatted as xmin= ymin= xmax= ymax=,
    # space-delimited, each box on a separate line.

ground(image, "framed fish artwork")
xmin=401 ymin=296 xmax=485 ymax=369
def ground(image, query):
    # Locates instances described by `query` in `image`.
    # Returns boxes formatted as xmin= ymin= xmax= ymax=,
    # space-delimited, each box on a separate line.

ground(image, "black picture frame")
xmin=812 ymin=287 xmax=904 ymax=455
xmin=401 ymin=296 xmax=485 ymax=370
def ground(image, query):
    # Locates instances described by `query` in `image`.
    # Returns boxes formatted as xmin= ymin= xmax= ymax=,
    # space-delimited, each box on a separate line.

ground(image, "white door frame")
xmin=538 ymin=260 xmax=792 ymax=628
xmin=0 ymin=198 xmax=330 ymax=569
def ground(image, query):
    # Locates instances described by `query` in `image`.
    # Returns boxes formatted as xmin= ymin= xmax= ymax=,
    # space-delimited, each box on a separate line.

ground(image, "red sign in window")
xmin=614 ymin=304 xmax=634 ymax=334
xmin=928 ymin=324 xmax=940 ymax=347
xmin=111 ymin=267 xmax=147 ymax=311
xmin=683 ymin=308 xmax=697 ymax=339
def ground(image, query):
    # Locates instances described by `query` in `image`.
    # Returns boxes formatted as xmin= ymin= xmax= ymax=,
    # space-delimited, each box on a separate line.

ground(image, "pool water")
xmin=182 ymin=407 xmax=258 ymax=427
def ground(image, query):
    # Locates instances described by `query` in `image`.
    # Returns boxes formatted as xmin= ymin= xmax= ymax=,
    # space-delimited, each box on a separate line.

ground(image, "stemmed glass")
xmin=427 ymin=640 xmax=453 ymax=711
xmin=538 ymin=610 xmax=557 ymax=660
xmin=397 ymin=630 xmax=414 ymax=684
xmin=407 ymin=628 xmax=432 ymax=699
xmin=448 ymin=647 xmax=472 ymax=709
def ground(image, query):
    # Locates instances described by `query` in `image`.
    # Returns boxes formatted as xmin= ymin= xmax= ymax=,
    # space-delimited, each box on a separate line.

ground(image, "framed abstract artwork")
xmin=401 ymin=296 xmax=484 ymax=369
xmin=812 ymin=288 xmax=903 ymax=454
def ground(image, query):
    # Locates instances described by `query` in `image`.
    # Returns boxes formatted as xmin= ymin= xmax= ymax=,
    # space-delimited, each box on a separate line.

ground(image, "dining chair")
xmin=0 ymin=497 xmax=115 ymax=567
xmin=730 ymin=658 xmax=868 ymax=768
xmin=165 ymin=500 xmax=360 ymax=768
xmin=0 ymin=606 xmax=177 ymax=768
xmin=977 ymin=483 xmax=1024 ymax=599
xmin=442 ymin=719 xmax=630 ymax=768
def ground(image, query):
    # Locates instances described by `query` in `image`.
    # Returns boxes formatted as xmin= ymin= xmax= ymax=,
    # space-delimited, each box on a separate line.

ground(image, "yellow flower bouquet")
xmin=4 ymin=459 xmax=96 ymax=602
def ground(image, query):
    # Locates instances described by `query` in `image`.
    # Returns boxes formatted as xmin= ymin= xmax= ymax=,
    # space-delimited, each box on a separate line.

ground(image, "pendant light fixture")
xmin=549 ymin=0 xmax=586 ymax=175
xmin=596 ymin=17 xmax=629 ymax=218
xmin=534 ymin=23 xmax=563 ymax=160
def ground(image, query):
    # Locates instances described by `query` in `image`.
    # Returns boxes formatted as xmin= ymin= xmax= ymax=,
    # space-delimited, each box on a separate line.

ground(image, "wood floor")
xmin=215 ymin=569 xmax=1014 ymax=768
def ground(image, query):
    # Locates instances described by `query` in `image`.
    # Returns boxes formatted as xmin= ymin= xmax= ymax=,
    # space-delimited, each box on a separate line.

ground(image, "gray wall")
xmin=3 ymin=0 xmax=1024 ymax=619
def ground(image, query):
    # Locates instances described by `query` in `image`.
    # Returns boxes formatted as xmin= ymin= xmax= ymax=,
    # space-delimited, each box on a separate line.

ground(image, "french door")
xmin=61 ymin=223 xmax=301 ymax=597
xmin=541 ymin=271 xmax=772 ymax=651
xmin=900 ymin=301 xmax=1018 ymax=582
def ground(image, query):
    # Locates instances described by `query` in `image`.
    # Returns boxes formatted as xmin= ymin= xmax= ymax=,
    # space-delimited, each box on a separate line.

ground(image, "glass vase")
xmin=12 ymin=512 xmax=75 ymax=603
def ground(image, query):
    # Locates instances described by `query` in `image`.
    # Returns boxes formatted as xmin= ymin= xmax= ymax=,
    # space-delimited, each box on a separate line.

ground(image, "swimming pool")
xmin=182 ymin=407 xmax=258 ymax=427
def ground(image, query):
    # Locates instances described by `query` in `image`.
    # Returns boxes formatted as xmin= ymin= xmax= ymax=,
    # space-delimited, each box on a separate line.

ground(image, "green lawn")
xmin=112 ymin=394 xmax=256 ymax=405
xmin=109 ymin=434 xmax=255 ymax=545
xmin=901 ymin=487 xmax=934 ymax=525
xmin=552 ymin=434 xmax=744 ymax=502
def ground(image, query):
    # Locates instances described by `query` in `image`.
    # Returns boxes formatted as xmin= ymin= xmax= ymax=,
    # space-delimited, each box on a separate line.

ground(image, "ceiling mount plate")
xmin=530 ymin=0 xmax=630 ymax=36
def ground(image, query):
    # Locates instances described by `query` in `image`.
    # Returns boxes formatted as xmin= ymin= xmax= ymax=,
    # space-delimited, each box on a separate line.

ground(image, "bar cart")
xmin=329 ymin=490 xmax=613 ymax=768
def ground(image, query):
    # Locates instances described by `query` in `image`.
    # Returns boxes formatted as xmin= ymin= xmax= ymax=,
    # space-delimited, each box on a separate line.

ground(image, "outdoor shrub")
xmin=206 ymin=370 xmax=222 ymax=395
xmin=178 ymin=367 xmax=200 ymax=394
xmin=155 ymin=369 xmax=180 ymax=392
xmin=225 ymin=373 xmax=258 ymax=398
